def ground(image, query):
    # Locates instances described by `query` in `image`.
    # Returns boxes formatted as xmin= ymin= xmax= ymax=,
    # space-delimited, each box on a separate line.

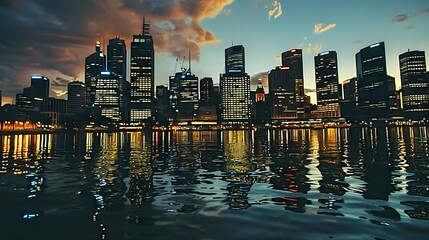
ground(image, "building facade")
xmin=220 ymin=45 xmax=251 ymax=123
xmin=268 ymin=67 xmax=299 ymax=120
xmin=94 ymin=72 xmax=122 ymax=122
xmin=169 ymin=70 xmax=199 ymax=121
xmin=315 ymin=51 xmax=341 ymax=118
xmin=355 ymin=42 xmax=396 ymax=113
xmin=67 ymin=81 xmax=86 ymax=113
xmin=130 ymin=18 xmax=154 ymax=124
xmin=280 ymin=49 xmax=305 ymax=118
xmin=85 ymin=40 xmax=106 ymax=107
xmin=399 ymin=50 xmax=428 ymax=112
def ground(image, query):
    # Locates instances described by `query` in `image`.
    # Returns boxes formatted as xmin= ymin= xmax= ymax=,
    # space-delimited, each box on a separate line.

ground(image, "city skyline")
xmin=0 ymin=0 xmax=429 ymax=105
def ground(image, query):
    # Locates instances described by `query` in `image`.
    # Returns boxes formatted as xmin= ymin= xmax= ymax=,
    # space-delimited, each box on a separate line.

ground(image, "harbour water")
xmin=0 ymin=126 xmax=428 ymax=239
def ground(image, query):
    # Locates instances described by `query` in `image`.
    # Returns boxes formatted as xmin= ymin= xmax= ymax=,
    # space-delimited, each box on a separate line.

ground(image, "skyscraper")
xmin=95 ymin=71 xmax=122 ymax=122
xmin=200 ymin=77 xmax=214 ymax=102
xmin=314 ymin=51 xmax=341 ymax=118
xmin=268 ymin=67 xmax=298 ymax=119
xmin=107 ymin=37 xmax=127 ymax=80
xmin=225 ymin=45 xmax=245 ymax=73
xmin=30 ymin=75 xmax=50 ymax=111
xmin=130 ymin=18 xmax=154 ymax=124
xmin=169 ymin=70 xmax=199 ymax=121
xmin=85 ymin=40 xmax=106 ymax=107
xmin=399 ymin=50 xmax=428 ymax=112
xmin=220 ymin=45 xmax=251 ymax=123
xmin=280 ymin=49 xmax=305 ymax=118
xmin=355 ymin=42 xmax=396 ymax=113
xmin=108 ymin=37 xmax=129 ymax=123
xmin=67 ymin=81 xmax=86 ymax=113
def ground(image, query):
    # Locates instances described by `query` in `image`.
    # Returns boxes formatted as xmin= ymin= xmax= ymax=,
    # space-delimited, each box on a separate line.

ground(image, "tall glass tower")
xmin=281 ymin=49 xmax=305 ymax=118
xmin=220 ymin=45 xmax=251 ymax=123
xmin=355 ymin=42 xmax=396 ymax=112
xmin=130 ymin=17 xmax=154 ymax=125
xmin=315 ymin=51 xmax=341 ymax=118
xmin=85 ymin=40 xmax=106 ymax=107
xmin=399 ymin=50 xmax=428 ymax=112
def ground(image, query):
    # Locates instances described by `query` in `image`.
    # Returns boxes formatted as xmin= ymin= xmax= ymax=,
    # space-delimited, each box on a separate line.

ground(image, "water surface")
xmin=1 ymin=126 xmax=428 ymax=239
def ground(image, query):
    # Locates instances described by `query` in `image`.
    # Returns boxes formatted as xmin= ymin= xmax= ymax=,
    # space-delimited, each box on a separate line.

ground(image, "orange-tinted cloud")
xmin=268 ymin=1 xmax=283 ymax=20
xmin=0 ymin=0 xmax=235 ymax=97
xmin=314 ymin=23 xmax=336 ymax=34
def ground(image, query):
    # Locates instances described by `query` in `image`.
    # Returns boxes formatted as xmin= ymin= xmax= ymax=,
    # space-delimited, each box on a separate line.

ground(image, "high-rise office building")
xmin=356 ymin=42 xmax=396 ymax=112
xmin=107 ymin=37 xmax=129 ymax=122
xmin=67 ymin=81 xmax=86 ymax=113
xmin=225 ymin=45 xmax=245 ymax=73
xmin=280 ymin=49 xmax=305 ymax=118
xmin=315 ymin=51 xmax=341 ymax=118
xmin=220 ymin=45 xmax=251 ymax=123
xmin=268 ymin=66 xmax=298 ymax=119
xmin=200 ymin=77 xmax=214 ymax=102
xmin=30 ymin=75 xmax=50 ymax=111
xmin=94 ymin=71 xmax=122 ymax=122
xmin=399 ymin=50 xmax=428 ymax=112
xmin=107 ymin=37 xmax=127 ymax=80
xmin=169 ymin=70 xmax=199 ymax=121
xmin=85 ymin=40 xmax=106 ymax=107
xmin=130 ymin=18 xmax=155 ymax=124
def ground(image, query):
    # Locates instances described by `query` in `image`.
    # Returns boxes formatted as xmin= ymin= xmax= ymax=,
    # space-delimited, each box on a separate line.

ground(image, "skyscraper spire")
xmin=96 ymin=33 xmax=101 ymax=52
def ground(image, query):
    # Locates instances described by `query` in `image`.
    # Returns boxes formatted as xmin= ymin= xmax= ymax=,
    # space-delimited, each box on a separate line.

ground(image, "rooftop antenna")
xmin=188 ymin=48 xmax=191 ymax=73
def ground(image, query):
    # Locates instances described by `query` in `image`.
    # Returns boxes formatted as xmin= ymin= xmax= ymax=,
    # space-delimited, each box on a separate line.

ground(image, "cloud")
xmin=268 ymin=1 xmax=283 ymax=20
xmin=391 ymin=8 xmax=429 ymax=23
xmin=314 ymin=23 xmax=336 ymax=34
xmin=306 ymin=43 xmax=322 ymax=54
xmin=0 ymin=0 xmax=234 ymax=98
xmin=250 ymin=71 xmax=269 ymax=87
xmin=222 ymin=8 xmax=232 ymax=16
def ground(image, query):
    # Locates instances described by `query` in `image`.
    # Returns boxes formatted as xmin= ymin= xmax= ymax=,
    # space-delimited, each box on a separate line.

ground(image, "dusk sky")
xmin=0 ymin=0 xmax=428 ymax=105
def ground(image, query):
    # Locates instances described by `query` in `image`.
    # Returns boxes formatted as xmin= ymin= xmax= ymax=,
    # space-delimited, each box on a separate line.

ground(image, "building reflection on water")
xmin=0 ymin=126 xmax=428 ymax=226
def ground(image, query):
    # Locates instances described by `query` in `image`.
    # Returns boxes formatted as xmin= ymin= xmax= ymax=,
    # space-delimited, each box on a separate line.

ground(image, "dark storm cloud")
xmin=391 ymin=8 xmax=429 ymax=23
xmin=0 ymin=0 xmax=234 ymax=97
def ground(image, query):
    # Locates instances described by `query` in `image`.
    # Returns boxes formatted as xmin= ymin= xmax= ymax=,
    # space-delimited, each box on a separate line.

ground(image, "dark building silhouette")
xmin=225 ymin=45 xmax=245 ymax=73
xmin=85 ymin=40 xmax=106 ymax=107
xmin=107 ymin=37 xmax=127 ymax=81
xmin=269 ymin=66 xmax=300 ymax=120
xmin=169 ymin=69 xmax=199 ymax=121
xmin=31 ymin=75 xmax=50 ymax=111
xmin=399 ymin=50 xmax=428 ymax=113
xmin=280 ymin=49 xmax=305 ymax=118
xmin=15 ymin=75 xmax=50 ymax=111
xmin=355 ymin=42 xmax=396 ymax=115
xmin=107 ymin=37 xmax=129 ymax=122
xmin=200 ymin=77 xmax=214 ymax=102
xmin=198 ymin=77 xmax=217 ymax=121
xmin=315 ymin=51 xmax=341 ymax=118
xmin=220 ymin=45 xmax=251 ymax=123
xmin=155 ymin=85 xmax=174 ymax=123
xmin=46 ymin=97 xmax=67 ymax=127
xmin=341 ymin=77 xmax=358 ymax=118
xmin=130 ymin=18 xmax=154 ymax=124
xmin=67 ymin=81 xmax=86 ymax=113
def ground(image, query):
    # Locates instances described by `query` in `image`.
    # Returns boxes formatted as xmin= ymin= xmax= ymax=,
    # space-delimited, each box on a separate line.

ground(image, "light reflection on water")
xmin=0 ymin=126 xmax=428 ymax=239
